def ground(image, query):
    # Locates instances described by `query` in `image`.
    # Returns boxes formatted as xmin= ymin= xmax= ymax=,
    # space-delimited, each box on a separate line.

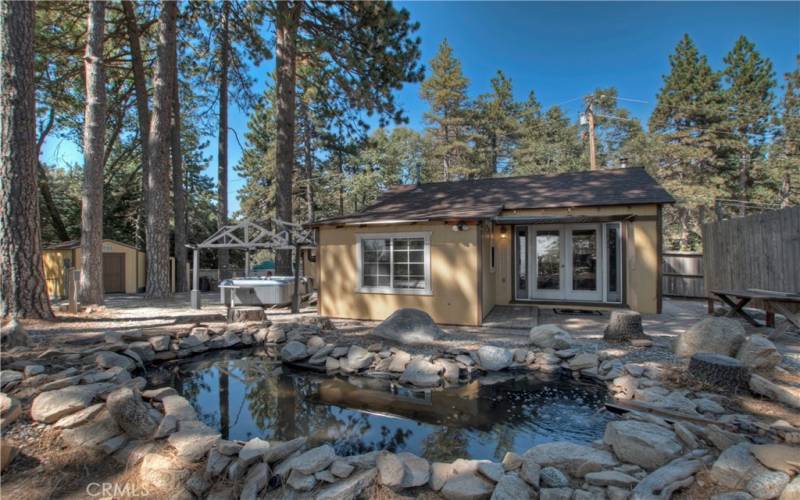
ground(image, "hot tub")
xmin=219 ymin=276 xmax=307 ymax=306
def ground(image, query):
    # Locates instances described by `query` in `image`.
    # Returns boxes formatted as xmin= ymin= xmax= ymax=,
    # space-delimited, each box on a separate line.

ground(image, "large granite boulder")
xmin=710 ymin=443 xmax=771 ymax=490
xmin=529 ymin=325 xmax=573 ymax=350
xmin=522 ymin=442 xmax=617 ymax=478
xmin=604 ymin=420 xmax=683 ymax=470
xmin=372 ymin=308 xmax=444 ymax=345
xmin=673 ymin=317 xmax=746 ymax=357
xmin=477 ymin=346 xmax=513 ymax=371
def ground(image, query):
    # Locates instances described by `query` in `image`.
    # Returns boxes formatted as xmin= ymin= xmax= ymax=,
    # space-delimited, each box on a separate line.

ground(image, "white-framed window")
xmin=356 ymin=232 xmax=432 ymax=295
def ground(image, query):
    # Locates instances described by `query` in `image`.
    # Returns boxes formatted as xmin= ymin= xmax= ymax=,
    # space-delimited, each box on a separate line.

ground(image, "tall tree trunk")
xmin=302 ymin=103 xmax=315 ymax=223
xmin=121 ymin=0 xmax=150 ymax=250
xmin=274 ymin=1 xmax=301 ymax=276
xmin=738 ymin=151 xmax=749 ymax=217
xmin=172 ymin=40 xmax=187 ymax=293
xmin=79 ymin=0 xmax=107 ymax=306
xmin=145 ymin=0 xmax=177 ymax=298
xmin=337 ymin=151 xmax=344 ymax=215
xmin=0 ymin=0 xmax=53 ymax=319
xmin=217 ymin=0 xmax=230 ymax=279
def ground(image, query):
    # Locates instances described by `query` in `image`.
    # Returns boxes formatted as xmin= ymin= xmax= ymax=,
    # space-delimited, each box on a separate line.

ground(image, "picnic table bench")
xmin=709 ymin=288 xmax=800 ymax=338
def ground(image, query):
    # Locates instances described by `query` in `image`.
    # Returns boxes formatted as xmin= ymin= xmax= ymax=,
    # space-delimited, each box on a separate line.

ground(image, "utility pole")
xmin=584 ymin=95 xmax=597 ymax=170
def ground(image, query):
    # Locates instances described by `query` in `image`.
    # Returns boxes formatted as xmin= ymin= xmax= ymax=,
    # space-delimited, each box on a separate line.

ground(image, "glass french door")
xmin=520 ymin=223 xmax=614 ymax=302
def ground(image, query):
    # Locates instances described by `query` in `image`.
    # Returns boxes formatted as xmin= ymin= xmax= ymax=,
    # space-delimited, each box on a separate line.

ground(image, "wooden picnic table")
xmin=709 ymin=288 xmax=800 ymax=337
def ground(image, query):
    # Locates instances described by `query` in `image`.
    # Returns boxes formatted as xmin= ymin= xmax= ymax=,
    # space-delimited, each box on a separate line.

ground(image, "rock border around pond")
xmin=2 ymin=313 xmax=799 ymax=499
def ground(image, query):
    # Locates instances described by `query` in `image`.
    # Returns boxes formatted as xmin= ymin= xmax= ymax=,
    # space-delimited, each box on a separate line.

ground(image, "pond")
xmin=148 ymin=349 xmax=616 ymax=462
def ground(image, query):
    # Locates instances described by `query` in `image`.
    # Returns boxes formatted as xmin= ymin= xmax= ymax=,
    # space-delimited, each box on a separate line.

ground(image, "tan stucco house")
xmin=311 ymin=167 xmax=674 ymax=326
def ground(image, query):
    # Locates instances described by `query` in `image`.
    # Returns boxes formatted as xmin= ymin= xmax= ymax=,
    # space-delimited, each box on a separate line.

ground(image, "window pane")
xmin=409 ymin=250 xmax=424 ymax=263
xmin=395 ymin=251 xmax=408 ymax=263
xmin=394 ymin=239 xmax=408 ymax=250
xmin=362 ymin=239 xmax=390 ymax=288
xmin=409 ymin=263 xmax=424 ymax=276
xmin=572 ymin=229 xmax=597 ymax=291
xmin=408 ymin=239 xmax=424 ymax=250
xmin=536 ymin=231 xmax=560 ymax=290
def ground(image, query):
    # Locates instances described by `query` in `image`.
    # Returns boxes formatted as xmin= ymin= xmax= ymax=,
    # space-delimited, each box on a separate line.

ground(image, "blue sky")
xmin=42 ymin=1 xmax=799 ymax=216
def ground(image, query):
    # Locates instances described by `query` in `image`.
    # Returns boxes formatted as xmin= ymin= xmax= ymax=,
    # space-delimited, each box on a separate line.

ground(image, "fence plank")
xmin=702 ymin=206 xmax=800 ymax=311
xmin=662 ymin=252 xmax=704 ymax=298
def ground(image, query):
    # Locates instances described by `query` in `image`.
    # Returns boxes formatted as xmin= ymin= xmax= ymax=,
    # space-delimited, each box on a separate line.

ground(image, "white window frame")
xmin=356 ymin=232 xmax=432 ymax=295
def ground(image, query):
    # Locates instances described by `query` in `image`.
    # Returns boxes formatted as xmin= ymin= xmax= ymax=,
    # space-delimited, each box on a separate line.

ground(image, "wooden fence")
xmin=662 ymin=252 xmax=705 ymax=298
xmin=702 ymin=206 xmax=800 ymax=305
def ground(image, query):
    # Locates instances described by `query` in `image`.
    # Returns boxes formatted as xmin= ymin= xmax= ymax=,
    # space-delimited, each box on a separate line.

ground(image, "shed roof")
xmin=43 ymin=239 xmax=142 ymax=252
xmin=313 ymin=167 xmax=674 ymax=226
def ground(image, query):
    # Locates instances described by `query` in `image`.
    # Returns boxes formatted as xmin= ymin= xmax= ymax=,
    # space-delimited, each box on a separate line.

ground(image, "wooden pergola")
xmin=187 ymin=219 xmax=315 ymax=312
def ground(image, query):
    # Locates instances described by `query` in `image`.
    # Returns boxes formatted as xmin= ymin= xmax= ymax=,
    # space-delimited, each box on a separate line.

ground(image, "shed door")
xmin=103 ymin=253 xmax=126 ymax=293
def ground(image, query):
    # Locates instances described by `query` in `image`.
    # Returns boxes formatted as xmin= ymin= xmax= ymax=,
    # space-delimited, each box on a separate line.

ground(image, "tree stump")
xmin=227 ymin=306 xmax=266 ymax=323
xmin=604 ymin=310 xmax=646 ymax=343
xmin=688 ymin=352 xmax=750 ymax=391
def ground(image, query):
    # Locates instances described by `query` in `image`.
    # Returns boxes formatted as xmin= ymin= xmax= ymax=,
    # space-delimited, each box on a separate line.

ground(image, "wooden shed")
xmin=43 ymin=239 xmax=147 ymax=298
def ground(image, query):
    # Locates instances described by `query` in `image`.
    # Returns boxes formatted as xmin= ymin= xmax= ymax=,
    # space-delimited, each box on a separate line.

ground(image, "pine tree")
xmin=78 ymin=0 xmax=107 ymax=306
xmin=773 ymin=55 xmax=800 ymax=207
xmin=421 ymin=39 xmax=473 ymax=180
xmin=473 ymin=70 xmax=519 ymax=175
xmin=513 ymin=92 xmax=582 ymax=175
xmin=649 ymin=34 xmax=728 ymax=249
xmin=1 ymin=0 xmax=53 ymax=319
xmin=722 ymin=36 xmax=777 ymax=214
xmin=589 ymin=87 xmax=645 ymax=168
xmin=145 ymin=0 xmax=177 ymax=298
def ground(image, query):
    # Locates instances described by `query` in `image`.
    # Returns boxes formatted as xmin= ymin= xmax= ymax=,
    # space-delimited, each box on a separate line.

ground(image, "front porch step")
xmin=482 ymin=306 xmax=539 ymax=330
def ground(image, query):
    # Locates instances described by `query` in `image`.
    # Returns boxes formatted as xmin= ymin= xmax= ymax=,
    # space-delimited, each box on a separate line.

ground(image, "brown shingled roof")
xmin=313 ymin=167 xmax=674 ymax=226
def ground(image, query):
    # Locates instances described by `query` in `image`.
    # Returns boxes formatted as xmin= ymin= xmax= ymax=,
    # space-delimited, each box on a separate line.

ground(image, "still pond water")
xmin=149 ymin=349 xmax=615 ymax=462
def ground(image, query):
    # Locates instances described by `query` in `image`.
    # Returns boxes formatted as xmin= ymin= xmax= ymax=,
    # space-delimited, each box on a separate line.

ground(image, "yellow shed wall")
xmin=43 ymin=240 xmax=145 ymax=297
xmin=318 ymin=223 xmax=481 ymax=326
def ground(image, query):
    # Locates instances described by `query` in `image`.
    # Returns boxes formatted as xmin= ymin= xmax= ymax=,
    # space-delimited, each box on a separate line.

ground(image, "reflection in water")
xmin=149 ymin=350 xmax=615 ymax=462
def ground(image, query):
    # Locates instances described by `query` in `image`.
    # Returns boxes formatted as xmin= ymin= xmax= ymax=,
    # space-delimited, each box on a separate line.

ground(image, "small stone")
xmin=53 ymin=402 xmax=104 ymax=429
xmin=0 ymin=370 xmax=23 ymax=389
xmin=747 ymin=470 xmax=790 ymax=499
xmin=161 ymin=395 xmax=198 ymax=422
xmin=148 ymin=335 xmax=171 ymax=352
xmin=431 ymin=462 xmax=457 ymax=491
xmin=398 ymin=451 xmax=430 ymax=487
xmin=106 ymin=387 xmax=159 ymax=439
xmin=24 ymin=365 xmax=45 ymax=377
xmin=241 ymin=462 xmax=270 ymax=500
xmin=331 ymin=460 xmax=355 ymax=478
xmin=523 ymin=442 xmax=617 ymax=478
xmin=217 ymin=439 xmax=243 ymax=456
xmin=167 ymin=420 xmax=221 ymax=462
xmin=262 ymin=437 xmax=306 ymax=463
xmin=317 ymin=468 xmax=377 ymax=500
xmin=441 ymin=472 xmax=495 ymax=500
xmin=378 ymin=451 xmax=405 ymax=486
xmin=307 ymin=335 xmax=326 ymax=354
xmin=750 ymin=444 xmax=800 ymax=475
xmin=185 ymin=470 xmax=211 ymax=497
xmin=478 ymin=461 xmax=504 ymax=482
xmin=206 ymin=448 xmax=232 ymax=477
xmin=585 ymin=470 xmax=638 ymax=488
xmin=539 ymin=467 xmax=569 ymax=488
xmin=281 ymin=340 xmax=308 ymax=362
xmin=568 ymin=353 xmax=598 ymax=371
xmin=477 ymin=346 xmax=513 ymax=371
xmin=292 ymin=444 xmax=336 ymax=475
xmin=315 ymin=469 xmax=337 ymax=483
xmin=711 ymin=443 xmax=771 ymax=489
xmin=154 ymin=414 xmax=178 ymax=438
xmin=780 ymin=476 xmax=800 ymax=500
xmin=539 ymin=488 xmax=574 ymax=500
xmin=239 ymin=437 xmax=271 ymax=465
xmin=490 ymin=473 xmax=535 ymax=500
xmin=287 ymin=469 xmax=317 ymax=491
xmin=388 ymin=350 xmax=412 ymax=372
xmin=519 ymin=459 xmax=541 ymax=487
xmin=141 ymin=387 xmax=177 ymax=400
xmin=502 ymin=452 xmax=523 ymax=471
xmin=399 ymin=358 xmax=442 ymax=387
xmin=95 ymin=351 xmax=136 ymax=371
